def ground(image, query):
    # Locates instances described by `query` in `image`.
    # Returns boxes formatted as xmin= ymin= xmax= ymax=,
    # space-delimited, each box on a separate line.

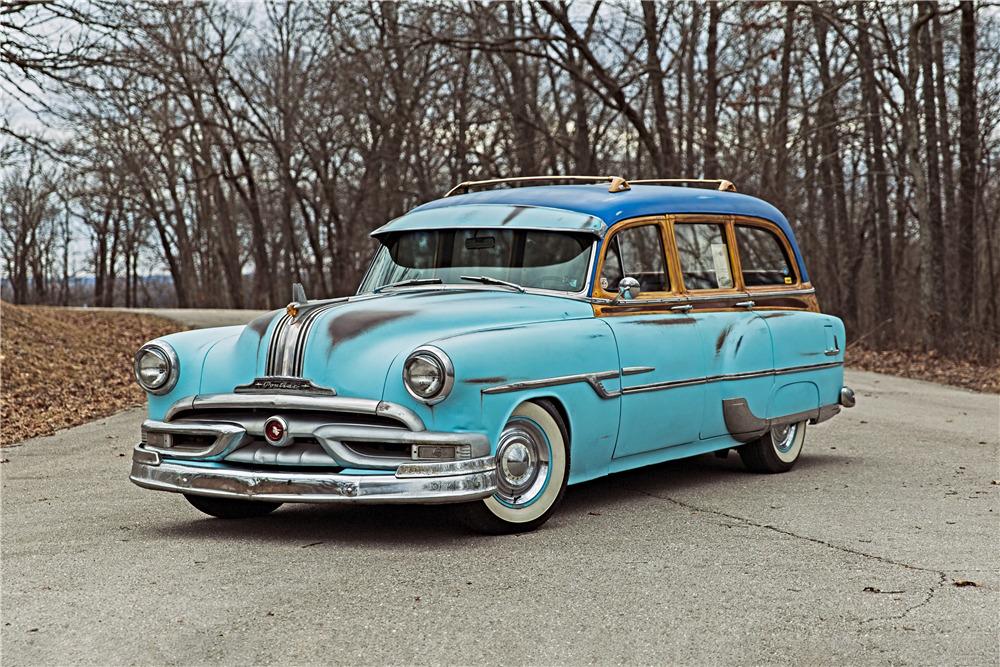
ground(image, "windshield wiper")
xmin=459 ymin=275 xmax=526 ymax=293
xmin=374 ymin=277 xmax=443 ymax=293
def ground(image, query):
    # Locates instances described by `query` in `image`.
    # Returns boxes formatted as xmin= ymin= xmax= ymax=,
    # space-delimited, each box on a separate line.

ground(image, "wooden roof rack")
xmin=445 ymin=175 xmax=630 ymax=197
xmin=629 ymin=178 xmax=737 ymax=192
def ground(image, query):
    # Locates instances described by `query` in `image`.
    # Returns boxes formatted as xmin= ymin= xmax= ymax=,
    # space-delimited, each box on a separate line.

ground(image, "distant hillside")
xmin=0 ymin=303 xmax=183 ymax=446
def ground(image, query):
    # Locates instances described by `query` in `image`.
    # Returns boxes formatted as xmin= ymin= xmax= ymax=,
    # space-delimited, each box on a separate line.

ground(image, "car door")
xmin=593 ymin=218 xmax=707 ymax=459
xmin=669 ymin=216 xmax=775 ymax=441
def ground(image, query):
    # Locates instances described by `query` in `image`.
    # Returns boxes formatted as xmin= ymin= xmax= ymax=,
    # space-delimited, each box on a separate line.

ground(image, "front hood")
xmin=230 ymin=288 xmax=594 ymax=399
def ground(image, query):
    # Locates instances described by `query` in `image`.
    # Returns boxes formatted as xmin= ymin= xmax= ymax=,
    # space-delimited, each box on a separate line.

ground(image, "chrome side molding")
xmin=481 ymin=361 xmax=844 ymax=401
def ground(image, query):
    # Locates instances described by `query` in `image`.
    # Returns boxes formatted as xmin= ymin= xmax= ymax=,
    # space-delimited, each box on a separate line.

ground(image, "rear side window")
xmin=674 ymin=223 xmax=734 ymax=290
xmin=601 ymin=224 xmax=669 ymax=293
xmin=735 ymin=225 xmax=795 ymax=286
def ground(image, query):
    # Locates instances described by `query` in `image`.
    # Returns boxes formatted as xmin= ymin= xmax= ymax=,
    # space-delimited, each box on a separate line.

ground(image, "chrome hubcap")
xmin=772 ymin=423 xmax=797 ymax=453
xmin=494 ymin=418 xmax=550 ymax=507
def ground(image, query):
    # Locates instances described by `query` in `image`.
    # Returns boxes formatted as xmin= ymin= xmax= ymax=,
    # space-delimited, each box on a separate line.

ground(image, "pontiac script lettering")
xmin=234 ymin=377 xmax=337 ymax=396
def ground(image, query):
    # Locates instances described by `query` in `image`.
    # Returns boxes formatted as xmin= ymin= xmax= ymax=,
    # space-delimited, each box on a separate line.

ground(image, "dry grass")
xmin=847 ymin=345 xmax=1000 ymax=394
xmin=0 ymin=303 xmax=183 ymax=446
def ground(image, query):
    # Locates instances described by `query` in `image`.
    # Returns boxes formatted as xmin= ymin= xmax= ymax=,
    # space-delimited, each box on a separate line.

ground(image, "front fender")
xmin=145 ymin=326 xmax=245 ymax=419
xmin=380 ymin=318 xmax=622 ymax=484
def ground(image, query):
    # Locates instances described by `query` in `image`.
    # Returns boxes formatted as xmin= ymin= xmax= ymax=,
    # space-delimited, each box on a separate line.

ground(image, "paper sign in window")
xmin=710 ymin=243 xmax=733 ymax=288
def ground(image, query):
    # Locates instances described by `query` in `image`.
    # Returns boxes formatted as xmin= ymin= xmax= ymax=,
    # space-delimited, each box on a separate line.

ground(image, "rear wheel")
xmin=184 ymin=494 xmax=283 ymax=519
xmin=739 ymin=421 xmax=807 ymax=473
xmin=460 ymin=401 xmax=569 ymax=534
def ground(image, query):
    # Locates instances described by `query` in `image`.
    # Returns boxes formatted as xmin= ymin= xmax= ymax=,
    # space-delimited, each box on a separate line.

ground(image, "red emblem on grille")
xmin=263 ymin=416 xmax=289 ymax=446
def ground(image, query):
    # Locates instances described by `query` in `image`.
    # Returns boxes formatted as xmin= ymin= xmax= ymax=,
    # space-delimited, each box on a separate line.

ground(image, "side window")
xmin=674 ymin=223 xmax=734 ymax=290
xmin=600 ymin=224 xmax=669 ymax=293
xmin=735 ymin=225 xmax=796 ymax=286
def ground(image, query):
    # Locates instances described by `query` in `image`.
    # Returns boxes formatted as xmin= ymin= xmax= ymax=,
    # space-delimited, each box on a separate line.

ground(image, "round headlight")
xmin=133 ymin=342 xmax=178 ymax=395
xmin=402 ymin=346 xmax=454 ymax=404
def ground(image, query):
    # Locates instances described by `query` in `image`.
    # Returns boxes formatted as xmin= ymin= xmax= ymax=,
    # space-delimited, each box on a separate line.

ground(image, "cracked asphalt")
xmin=2 ymin=309 xmax=998 ymax=665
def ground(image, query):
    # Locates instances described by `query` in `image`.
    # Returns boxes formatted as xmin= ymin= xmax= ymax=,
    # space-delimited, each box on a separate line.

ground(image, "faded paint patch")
xmin=499 ymin=207 xmax=526 ymax=225
xmin=715 ymin=323 xmax=736 ymax=355
xmin=636 ymin=317 xmax=697 ymax=326
xmin=246 ymin=309 xmax=280 ymax=337
xmin=327 ymin=309 xmax=418 ymax=347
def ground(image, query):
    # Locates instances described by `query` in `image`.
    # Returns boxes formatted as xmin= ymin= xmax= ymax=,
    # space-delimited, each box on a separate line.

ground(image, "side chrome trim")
xmin=479 ymin=361 xmax=843 ymax=400
xmin=164 ymin=393 xmax=426 ymax=432
xmin=480 ymin=370 xmax=620 ymax=399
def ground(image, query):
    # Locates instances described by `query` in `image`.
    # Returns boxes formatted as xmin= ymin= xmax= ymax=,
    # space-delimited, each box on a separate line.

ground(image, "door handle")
xmin=670 ymin=304 xmax=693 ymax=312
xmin=735 ymin=300 xmax=755 ymax=309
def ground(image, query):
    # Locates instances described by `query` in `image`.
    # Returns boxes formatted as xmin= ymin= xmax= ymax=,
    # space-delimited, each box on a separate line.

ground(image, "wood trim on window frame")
xmin=592 ymin=215 xmax=678 ymax=301
xmin=730 ymin=215 xmax=803 ymax=292
xmin=592 ymin=213 xmax=819 ymax=316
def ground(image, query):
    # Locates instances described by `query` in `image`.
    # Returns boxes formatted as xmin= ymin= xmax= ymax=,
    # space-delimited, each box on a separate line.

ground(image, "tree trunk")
xmin=856 ymin=2 xmax=895 ymax=346
xmin=918 ymin=1 xmax=948 ymax=348
xmin=957 ymin=1 xmax=978 ymax=324
xmin=772 ymin=1 xmax=796 ymax=212
xmin=931 ymin=12 xmax=957 ymax=308
xmin=703 ymin=1 xmax=721 ymax=177
xmin=641 ymin=0 xmax=674 ymax=175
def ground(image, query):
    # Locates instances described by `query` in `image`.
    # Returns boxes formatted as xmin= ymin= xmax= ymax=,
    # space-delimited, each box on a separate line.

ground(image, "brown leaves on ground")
xmin=0 ymin=303 xmax=183 ymax=446
xmin=848 ymin=346 xmax=1000 ymax=394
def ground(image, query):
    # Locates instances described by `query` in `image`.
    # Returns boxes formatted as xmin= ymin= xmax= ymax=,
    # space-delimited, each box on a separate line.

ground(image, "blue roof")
xmin=403 ymin=184 xmax=809 ymax=281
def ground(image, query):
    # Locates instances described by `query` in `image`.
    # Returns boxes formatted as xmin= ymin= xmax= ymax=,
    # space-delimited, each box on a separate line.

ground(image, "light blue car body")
xmin=143 ymin=184 xmax=846 ymax=486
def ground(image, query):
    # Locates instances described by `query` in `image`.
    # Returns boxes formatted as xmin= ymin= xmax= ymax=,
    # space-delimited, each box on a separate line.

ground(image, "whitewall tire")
xmin=460 ymin=400 xmax=569 ymax=534
xmin=739 ymin=420 xmax=807 ymax=473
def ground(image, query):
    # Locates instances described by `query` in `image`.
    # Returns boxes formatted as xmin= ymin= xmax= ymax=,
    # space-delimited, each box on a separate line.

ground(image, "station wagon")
xmin=130 ymin=176 xmax=855 ymax=533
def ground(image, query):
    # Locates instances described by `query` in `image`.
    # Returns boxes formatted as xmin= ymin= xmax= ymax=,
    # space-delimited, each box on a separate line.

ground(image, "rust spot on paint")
xmin=327 ymin=309 xmax=417 ymax=346
xmin=465 ymin=376 xmax=507 ymax=385
xmin=760 ymin=311 xmax=791 ymax=319
xmin=246 ymin=309 xmax=281 ymax=337
xmin=715 ymin=323 xmax=736 ymax=355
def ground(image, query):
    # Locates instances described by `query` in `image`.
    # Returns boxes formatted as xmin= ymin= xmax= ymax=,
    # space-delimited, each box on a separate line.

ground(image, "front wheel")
xmin=739 ymin=421 xmax=807 ymax=473
xmin=184 ymin=494 xmax=283 ymax=519
xmin=460 ymin=401 xmax=570 ymax=534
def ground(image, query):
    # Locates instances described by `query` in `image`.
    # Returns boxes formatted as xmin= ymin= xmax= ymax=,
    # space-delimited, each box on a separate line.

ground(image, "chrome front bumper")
xmin=131 ymin=392 xmax=498 ymax=504
xmin=130 ymin=447 xmax=497 ymax=504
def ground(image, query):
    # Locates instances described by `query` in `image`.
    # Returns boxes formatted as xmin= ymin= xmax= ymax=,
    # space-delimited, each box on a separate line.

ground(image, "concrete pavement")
xmin=2 ymin=307 xmax=998 ymax=664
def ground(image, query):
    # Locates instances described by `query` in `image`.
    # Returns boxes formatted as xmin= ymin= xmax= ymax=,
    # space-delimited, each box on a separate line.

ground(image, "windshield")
xmin=359 ymin=229 xmax=594 ymax=293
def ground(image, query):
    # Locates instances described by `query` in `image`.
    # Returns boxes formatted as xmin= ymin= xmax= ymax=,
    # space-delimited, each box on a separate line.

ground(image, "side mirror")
xmin=615 ymin=277 xmax=641 ymax=303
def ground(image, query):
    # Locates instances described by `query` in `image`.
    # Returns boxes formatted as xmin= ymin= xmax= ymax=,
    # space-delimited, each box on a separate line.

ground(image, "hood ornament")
xmin=286 ymin=282 xmax=307 ymax=318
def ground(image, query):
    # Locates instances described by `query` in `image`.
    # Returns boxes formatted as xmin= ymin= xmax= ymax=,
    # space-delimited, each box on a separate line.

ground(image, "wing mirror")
xmin=614 ymin=277 xmax=641 ymax=303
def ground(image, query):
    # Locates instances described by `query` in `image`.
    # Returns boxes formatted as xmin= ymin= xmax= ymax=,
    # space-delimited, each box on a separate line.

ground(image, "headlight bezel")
xmin=133 ymin=341 xmax=179 ymax=395
xmin=402 ymin=345 xmax=454 ymax=405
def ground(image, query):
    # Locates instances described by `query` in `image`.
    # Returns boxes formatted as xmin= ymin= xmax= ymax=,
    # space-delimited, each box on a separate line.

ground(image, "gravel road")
xmin=2 ymin=309 xmax=998 ymax=665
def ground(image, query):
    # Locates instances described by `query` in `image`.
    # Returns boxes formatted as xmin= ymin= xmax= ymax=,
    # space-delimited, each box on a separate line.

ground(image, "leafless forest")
xmin=2 ymin=1 xmax=998 ymax=358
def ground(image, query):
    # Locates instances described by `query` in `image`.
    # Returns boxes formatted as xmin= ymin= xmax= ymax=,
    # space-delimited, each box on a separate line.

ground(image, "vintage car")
xmin=130 ymin=176 xmax=855 ymax=533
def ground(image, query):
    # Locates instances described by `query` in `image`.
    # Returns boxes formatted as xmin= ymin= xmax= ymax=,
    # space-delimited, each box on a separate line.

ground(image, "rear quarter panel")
xmin=761 ymin=311 xmax=845 ymax=418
